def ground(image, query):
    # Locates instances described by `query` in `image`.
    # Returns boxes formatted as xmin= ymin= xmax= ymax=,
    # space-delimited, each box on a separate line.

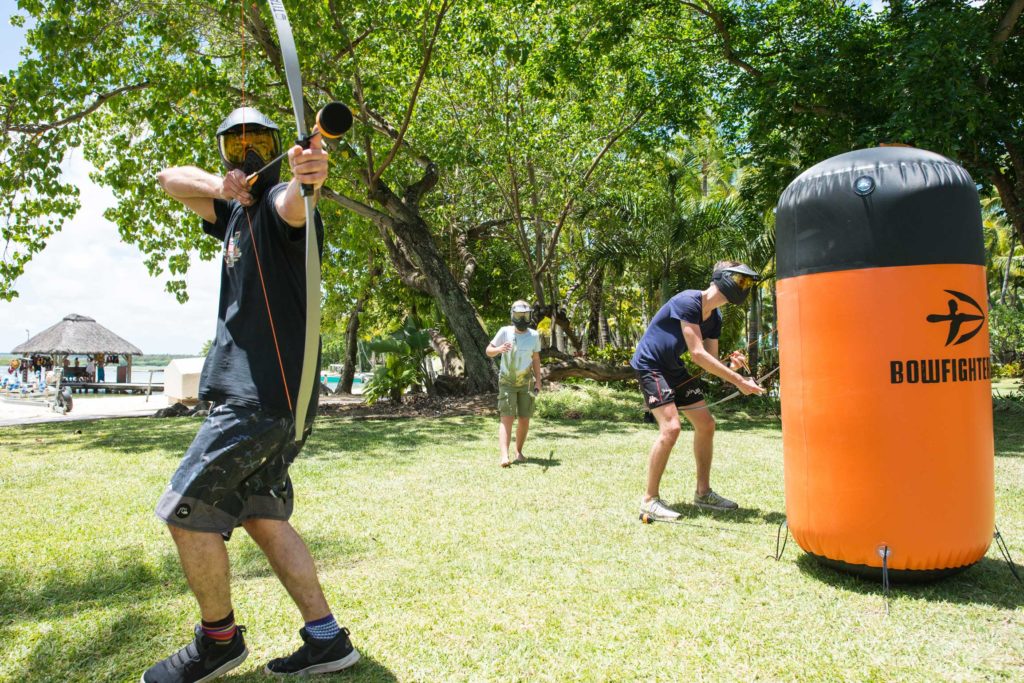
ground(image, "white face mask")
xmin=511 ymin=305 xmax=531 ymax=330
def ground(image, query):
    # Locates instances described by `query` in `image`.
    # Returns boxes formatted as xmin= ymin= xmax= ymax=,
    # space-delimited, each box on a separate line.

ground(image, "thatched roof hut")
xmin=12 ymin=314 xmax=143 ymax=356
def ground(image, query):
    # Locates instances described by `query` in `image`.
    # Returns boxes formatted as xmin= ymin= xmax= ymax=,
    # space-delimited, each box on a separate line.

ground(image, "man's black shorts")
xmin=636 ymin=369 xmax=705 ymax=410
xmin=155 ymin=403 xmax=303 ymax=535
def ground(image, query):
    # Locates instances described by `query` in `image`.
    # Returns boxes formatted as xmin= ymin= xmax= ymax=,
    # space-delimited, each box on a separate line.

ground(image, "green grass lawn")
xmin=1 ymin=392 xmax=1022 ymax=682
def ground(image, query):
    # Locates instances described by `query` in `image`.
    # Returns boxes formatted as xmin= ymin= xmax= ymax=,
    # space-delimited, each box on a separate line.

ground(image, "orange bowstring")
xmin=242 ymin=207 xmax=294 ymax=413
xmin=238 ymin=1 xmax=293 ymax=413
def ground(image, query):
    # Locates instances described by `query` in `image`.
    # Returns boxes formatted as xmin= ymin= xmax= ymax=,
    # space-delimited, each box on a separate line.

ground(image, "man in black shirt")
xmin=144 ymin=107 xmax=358 ymax=682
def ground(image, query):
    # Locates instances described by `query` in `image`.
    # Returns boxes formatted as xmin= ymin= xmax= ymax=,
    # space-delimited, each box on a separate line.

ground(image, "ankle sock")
xmin=201 ymin=611 xmax=237 ymax=644
xmin=305 ymin=614 xmax=341 ymax=641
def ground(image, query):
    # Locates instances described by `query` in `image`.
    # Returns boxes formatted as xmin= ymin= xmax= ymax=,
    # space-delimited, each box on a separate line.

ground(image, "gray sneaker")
xmin=693 ymin=489 xmax=739 ymax=511
xmin=639 ymin=496 xmax=681 ymax=522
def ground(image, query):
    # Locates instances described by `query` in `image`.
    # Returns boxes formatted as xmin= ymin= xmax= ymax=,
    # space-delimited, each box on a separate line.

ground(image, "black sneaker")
xmin=264 ymin=627 xmax=360 ymax=677
xmin=141 ymin=625 xmax=248 ymax=683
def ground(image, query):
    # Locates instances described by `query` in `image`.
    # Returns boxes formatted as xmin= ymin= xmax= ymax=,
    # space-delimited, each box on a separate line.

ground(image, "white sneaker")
xmin=693 ymin=489 xmax=739 ymax=511
xmin=639 ymin=496 xmax=681 ymax=522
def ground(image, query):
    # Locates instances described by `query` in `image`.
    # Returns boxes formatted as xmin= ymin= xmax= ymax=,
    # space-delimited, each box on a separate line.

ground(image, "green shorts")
xmin=498 ymin=385 xmax=535 ymax=418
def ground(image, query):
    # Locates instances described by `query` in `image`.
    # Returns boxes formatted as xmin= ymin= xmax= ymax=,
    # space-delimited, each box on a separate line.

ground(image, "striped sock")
xmin=305 ymin=614 xmax=341 ymax=641
xmin=201 ymin=611 xmax=237 ymax=645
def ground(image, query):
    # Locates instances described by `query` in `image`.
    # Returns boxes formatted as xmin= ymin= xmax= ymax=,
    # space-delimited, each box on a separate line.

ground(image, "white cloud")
xmin=0 ymin=152 xmax=222 ymax=355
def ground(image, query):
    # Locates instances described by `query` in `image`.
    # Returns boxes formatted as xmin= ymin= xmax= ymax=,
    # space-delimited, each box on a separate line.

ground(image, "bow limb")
xmin=268 ymin=0 xmax=320 ymax=441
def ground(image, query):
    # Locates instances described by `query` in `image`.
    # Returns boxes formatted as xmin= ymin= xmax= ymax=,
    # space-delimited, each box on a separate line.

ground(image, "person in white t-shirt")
xmin=486 ymin=300 xmax=543 ymax=467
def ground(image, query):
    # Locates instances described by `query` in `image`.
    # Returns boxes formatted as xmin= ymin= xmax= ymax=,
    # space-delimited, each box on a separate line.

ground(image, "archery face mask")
xmin=510 ymin=301 xmax=532 ymax=331
xmin=216 ymin=107 xmax=282 ymax=198
xmin=711 ymin=264 xmax=761 ymax=305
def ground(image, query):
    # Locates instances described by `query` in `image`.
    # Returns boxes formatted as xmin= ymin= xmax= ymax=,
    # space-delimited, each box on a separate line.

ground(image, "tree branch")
xmin=455 ymin=218 xmax=511 ymax=293
xmin=993 ymin=0 xmax=1024 ymax=50
xmin=321 ymin=186 xmax=394 ymax=228
xmin=377 ymin=225 xmax=430 ymax=294
xmin=679 ymin=1 xmax=764 ymax=78
xmin=5 ymin=82 xmax=149 ymax=135
xmin=982 ymin=0 xmax=1024 ymax=87
xmin=541 ymin=358 xmax=634 ymax=382
xmin=362 ymin=106 xmax=435 ymax=169
xmin=538 ymin=109 xmax=647 ymax=274
xmin=404 ymin=161 xmax=439 ymax=209
xmin=371 ymin=0 xmax=452 ymax=184
xmin=352 ymin=63 xmax=377 ymax=180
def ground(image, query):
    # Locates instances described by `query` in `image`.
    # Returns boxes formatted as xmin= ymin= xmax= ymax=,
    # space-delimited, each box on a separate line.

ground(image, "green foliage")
xmin=535 ymin=382 xmax=641 ymax=421
xmin=586 ymin=345 xmax=633 ymax=366
xmin=990 ymin=303 xmax=1024 ymax=368
xmin=3 ymin=0 xmax=1021 ymax=372
xmin=996 ymin=361 xmax=1022 ymax=379
xmin=320 ymin=331 xmax=346 ymax=368
xmin=362 ymin=317 xmax=434 ymax=404
xmin=362 ymin=356 xmax=420 ymax=406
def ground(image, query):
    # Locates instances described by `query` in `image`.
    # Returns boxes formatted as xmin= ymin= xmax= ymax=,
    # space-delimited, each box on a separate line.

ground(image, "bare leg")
xmin=243 ymin=518 xmax=330 ymax=622
xmin=498 ymin=415 xmax=514 ymax=466
xmin=168 ymin=525 xmax=233 ymax=621
xmin=680 ymin=403 xmax=716 ymax=496
xmin=645 ymin=403 xmax=681 ymax=501
xmin=515 ymin=417 xmax=530 ymax=460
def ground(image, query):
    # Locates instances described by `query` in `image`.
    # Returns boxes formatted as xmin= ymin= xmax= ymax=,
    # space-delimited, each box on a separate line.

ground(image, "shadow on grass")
xmin=643 ymin=504 xmax=787 ymax=533
xmin=994 ymin=410 xmax=1024 ymax=458
xmin=9 ymin=609 xmax=165 ymax=683
xmin=0 ymin=548 xmax=187 ymax=622
xmin=3 ymin=418 xmax=198 ymax=459
xmin=227 ymin=651 xmax=398 ymax=682
xmin=515 ymin=450 xmax=562 ymax=471
xmin=792 ymin=552 xmax=1024 ymax=610
xmin=306 ymin=416 xmax=490 ymax=463
xmin=231 ymin=533 xmax=374 ymax=580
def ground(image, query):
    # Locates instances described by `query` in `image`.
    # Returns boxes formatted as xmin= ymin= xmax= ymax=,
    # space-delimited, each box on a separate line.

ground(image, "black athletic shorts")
xmin=636 ymin=369 xmax=705 ymax=410
xmin=155 ymin=403 xmax=304 ymax=535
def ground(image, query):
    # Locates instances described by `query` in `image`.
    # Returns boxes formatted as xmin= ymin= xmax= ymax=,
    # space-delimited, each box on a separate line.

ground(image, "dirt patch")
xmin=318 ymin=392 xmax=496 ymax=420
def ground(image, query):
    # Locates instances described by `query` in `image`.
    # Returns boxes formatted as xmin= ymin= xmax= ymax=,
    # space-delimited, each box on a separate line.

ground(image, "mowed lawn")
xmin=1 ymin=395 xmax=1022 ymax=682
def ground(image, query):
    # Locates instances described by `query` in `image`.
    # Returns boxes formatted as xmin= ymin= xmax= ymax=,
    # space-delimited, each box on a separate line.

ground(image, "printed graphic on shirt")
xmin=491 ymin=326 xmax=541 ymax=387
xmin=224 ymin=230 xmax=241 ymax=268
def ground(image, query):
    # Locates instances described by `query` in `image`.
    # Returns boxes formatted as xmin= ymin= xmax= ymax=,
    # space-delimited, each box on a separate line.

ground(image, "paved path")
xmin=0 ymin=392 xmax=365 ymax=427
xmin=0 ymin=394 xmax=166 ymax=427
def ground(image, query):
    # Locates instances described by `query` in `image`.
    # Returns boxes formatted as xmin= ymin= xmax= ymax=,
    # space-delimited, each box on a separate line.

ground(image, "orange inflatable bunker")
xmin=775 ymin=148 xmax=994 ymax=581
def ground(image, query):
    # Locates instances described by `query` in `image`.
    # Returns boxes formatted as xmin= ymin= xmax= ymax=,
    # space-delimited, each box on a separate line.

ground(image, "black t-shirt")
xmin=199 ymin=184 xmax=324 ymax=416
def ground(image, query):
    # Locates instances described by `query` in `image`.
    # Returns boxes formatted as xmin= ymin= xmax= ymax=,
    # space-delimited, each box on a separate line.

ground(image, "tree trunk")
xmin=534 ymin=303 xmax=583 ymax=351
xmin=1002 ymin=235 xmax=1016 ymax=305
xmin=367 ymin=182 xmax=498 ymax=393
xmin=428 ymin=329 xmax=464 ymax=376
xmin=746 ymin=286 xmax=761 ymax=375
xmin=585 ymin=268 xmax=605 ymax=351
xmin=340 ymin=262 xmax=381 ymax=394
xmin=541 ymin=358 xmax=634 ymax=382
xmin=600 ymin=312 xmax=612 ymax=348
xmin=991 ymin=167 xmax=1024 ymax=247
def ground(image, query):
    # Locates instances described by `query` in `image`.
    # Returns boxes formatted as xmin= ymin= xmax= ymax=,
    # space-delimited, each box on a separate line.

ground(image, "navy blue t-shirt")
xmin=199 ymin=184 xmax=324 ymax=417
xmin=631 ymin=290 xmax=722 ymax=381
